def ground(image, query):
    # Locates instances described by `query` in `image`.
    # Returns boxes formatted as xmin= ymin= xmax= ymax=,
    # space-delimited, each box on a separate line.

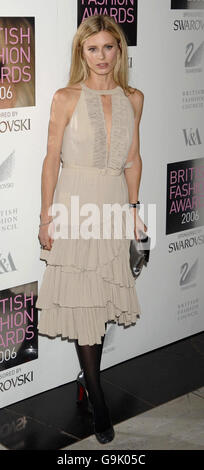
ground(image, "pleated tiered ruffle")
xmin=36 ymin=230 xmax=142 ymax=345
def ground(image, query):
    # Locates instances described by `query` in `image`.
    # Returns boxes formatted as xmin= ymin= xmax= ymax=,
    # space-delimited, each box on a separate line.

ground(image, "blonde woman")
xmin=36 ymin=14 xmax=147 ymax=444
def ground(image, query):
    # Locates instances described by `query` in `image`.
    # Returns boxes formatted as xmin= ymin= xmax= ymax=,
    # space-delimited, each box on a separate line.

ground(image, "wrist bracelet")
xmin=129 ymin=200 xmax=140 ymax=208
xmin=39 ymin=219 xmax=53 ymax=227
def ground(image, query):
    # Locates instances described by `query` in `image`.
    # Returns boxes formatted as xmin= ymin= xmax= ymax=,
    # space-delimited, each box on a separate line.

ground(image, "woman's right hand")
xmin=38 ymin=220 xmax=55 ymax=251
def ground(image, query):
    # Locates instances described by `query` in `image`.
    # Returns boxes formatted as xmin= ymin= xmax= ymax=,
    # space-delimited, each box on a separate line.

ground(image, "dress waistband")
xmin=61 ymin=162 xmax=123 ymax=176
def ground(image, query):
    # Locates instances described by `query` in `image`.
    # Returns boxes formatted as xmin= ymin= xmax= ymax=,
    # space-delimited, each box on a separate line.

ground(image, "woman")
xmin=36 ymin=14 xmax=147 ymax=445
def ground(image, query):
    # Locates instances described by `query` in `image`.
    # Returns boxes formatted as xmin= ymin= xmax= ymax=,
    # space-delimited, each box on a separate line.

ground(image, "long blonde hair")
xmin=67 ymin=14 xmax=135 ymax=96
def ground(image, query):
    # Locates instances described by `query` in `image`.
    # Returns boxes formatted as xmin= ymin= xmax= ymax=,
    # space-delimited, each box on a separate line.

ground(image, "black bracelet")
xmin=129 ymin=200 xmax=140 ymax=208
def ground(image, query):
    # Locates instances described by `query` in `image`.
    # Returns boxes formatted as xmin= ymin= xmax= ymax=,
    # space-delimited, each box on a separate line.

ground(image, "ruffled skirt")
xmin=36 ymin=168 xmax=142 ymax=345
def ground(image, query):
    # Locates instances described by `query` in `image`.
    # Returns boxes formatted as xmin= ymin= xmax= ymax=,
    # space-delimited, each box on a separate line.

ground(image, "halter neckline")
xmin=80 ymin=81 xmax=122 ymax=95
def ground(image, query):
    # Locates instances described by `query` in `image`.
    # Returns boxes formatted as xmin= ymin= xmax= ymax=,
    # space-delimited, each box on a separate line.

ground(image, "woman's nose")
xmin=98 ymin=50 xmax=105 ymax=58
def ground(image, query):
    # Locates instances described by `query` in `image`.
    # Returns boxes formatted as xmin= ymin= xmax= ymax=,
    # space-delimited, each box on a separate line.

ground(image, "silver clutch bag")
xmin=129 ymin=230 xmax=151 ymax=279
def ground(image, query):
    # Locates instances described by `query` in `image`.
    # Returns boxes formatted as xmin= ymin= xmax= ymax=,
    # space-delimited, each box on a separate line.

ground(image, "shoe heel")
xmin=76 ymin=369 xmax=93 ymax=413
xmin=76 ymin=381 xmax=86 ymax=404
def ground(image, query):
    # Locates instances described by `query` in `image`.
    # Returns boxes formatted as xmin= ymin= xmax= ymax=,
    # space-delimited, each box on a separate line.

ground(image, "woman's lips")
xmin=96 ymin=63 xmax=108 ymax=68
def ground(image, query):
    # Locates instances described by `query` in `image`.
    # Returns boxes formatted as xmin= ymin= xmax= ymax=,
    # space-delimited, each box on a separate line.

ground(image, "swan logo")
xmin=179 ymin=259 xmax=198 ymax=286
xmin=183 ymin=128 xmax=201 ymax=146
xmin=185 ymin=41 xmax=204 ymax=73
xmin=0 ymin=150 xmax=15 ymax=184
xmin=171 ymin=0 xmax=204 ymax=9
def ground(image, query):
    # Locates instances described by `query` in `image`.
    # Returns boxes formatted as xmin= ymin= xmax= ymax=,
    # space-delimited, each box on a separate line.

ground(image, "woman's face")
xmin=82 ymin=30 xmax=120 ymax=77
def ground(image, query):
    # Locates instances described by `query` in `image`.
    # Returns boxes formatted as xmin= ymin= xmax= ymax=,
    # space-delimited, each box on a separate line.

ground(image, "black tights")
xmin=75 ymin=322 xmax=110 ymax=432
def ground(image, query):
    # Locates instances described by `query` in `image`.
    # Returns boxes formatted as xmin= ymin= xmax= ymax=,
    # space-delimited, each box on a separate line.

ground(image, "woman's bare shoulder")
xmin=50 ymin=84 xmax=81 ymax=103
xmin=57 ymin=83 xmax=82 ymax=97
xmin=127 ymin=86 xmax=144 ymax=100
xmin=127 ymin=86 xmax=144 ymax=118
xmin=50 ymin=85 xmax=82 ymax=124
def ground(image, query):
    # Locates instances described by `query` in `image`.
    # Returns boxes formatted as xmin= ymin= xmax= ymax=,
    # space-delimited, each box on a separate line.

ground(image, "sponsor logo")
xmin=173 ymin=18 xmax=204 ymax=30
xmin=0 ymin=371 xmax=33 ymax=392
xmin=183 ymin=127 xmax=201 ymax=145
xmin=185 ymin=41 xmax=204 ymax=73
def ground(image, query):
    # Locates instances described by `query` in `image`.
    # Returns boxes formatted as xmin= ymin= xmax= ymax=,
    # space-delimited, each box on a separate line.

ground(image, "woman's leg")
xmin=75 ymin=322 xmax=111 ymax=432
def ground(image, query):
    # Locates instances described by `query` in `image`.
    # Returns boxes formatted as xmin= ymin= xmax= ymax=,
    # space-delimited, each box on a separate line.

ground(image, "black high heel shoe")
xmin=76 ymin=369 xmax=115 ymax=444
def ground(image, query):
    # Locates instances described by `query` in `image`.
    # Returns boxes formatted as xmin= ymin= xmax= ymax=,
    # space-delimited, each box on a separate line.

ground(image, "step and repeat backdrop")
xmin=0 ymin=0 xmax=203 ymax=408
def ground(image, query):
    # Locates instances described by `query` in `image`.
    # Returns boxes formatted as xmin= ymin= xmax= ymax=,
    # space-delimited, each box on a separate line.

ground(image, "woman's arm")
xmin=40 ymin=88 xmax=69 ymax=222
xmin=124 ymin=88 xmax=144 ymax=203
xmin=124 ymin=89 xmax=147 ymax=239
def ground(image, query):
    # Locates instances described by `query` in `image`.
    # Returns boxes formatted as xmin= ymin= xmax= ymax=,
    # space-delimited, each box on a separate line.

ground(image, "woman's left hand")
xmin=133 ymin=211 xmax=148 ymax=241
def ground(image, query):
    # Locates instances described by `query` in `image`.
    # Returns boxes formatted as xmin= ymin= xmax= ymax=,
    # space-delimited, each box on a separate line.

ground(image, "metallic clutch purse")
xmin=129 ymin=230 xmax=151 ymax=279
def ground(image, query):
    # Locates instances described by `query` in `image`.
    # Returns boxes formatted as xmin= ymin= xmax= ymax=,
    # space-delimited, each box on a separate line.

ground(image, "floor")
xmin=0 ymin=331 xmax=203 ymax=450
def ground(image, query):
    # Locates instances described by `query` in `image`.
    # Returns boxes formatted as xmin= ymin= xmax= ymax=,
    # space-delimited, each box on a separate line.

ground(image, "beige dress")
xmin=36 ymin=81 xmax=142 ymax=345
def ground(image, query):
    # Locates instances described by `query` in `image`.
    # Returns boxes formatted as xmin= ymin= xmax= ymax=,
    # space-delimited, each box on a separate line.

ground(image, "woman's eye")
xmin=88 ymin=45 xmax=113 ymax=52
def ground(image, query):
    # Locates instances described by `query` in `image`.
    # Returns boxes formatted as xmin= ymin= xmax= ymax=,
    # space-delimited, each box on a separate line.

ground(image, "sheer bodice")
xmin=60 ymin=81 xmax=135 ymax=174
